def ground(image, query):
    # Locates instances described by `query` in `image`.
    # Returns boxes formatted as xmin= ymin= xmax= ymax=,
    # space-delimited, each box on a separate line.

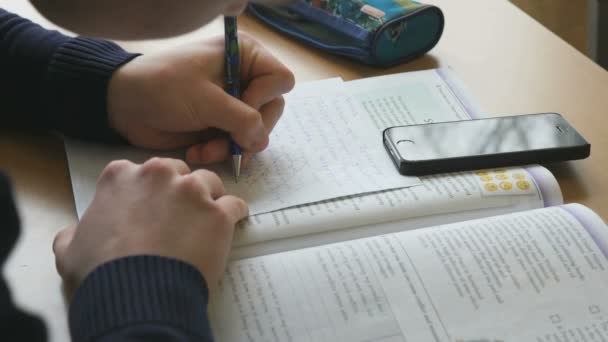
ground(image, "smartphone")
xmin=383 ymin=113 xmax=590 ymax=176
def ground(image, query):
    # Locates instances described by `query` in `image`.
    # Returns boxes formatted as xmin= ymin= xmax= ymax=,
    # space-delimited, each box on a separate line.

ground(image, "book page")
xmin=345 ymin=68 xmax=480 ymax=127
xmin=65 ymin=78 xmax=420 ymax=217
xmin=231 ymin=165 xmax=563 ymax=259
xmin=210 ymin=204 xmax=608 ymax=341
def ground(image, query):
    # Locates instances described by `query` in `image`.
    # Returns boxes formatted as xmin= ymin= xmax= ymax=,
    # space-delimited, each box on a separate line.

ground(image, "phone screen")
xmin=386 ymin=113 xmax=587 ymax=162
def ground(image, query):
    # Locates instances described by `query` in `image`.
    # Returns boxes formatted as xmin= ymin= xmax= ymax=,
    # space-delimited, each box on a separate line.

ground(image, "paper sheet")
xmin=65 ymin=78 xmax=421 ymax=217
xmin=345 ymin=68 xmax=478 ymax=126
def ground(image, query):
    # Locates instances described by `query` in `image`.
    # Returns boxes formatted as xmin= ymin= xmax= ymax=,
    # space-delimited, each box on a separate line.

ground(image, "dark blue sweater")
xmin=0 ymin=9 xmax=214 ymax=341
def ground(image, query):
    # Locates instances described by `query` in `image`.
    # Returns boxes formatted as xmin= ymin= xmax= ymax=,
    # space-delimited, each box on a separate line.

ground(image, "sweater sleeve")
xmin=69 ymin=256 xmax=214 ymax=342
xmin=0 ymin=9 xmax=138 ymax=142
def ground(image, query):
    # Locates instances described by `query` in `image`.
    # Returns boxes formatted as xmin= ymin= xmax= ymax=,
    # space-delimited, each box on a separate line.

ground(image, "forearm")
xmin=0 ymin=9 xmax=137 ymax=142
xmin=1 ymin=171 xmax=215 ymax=341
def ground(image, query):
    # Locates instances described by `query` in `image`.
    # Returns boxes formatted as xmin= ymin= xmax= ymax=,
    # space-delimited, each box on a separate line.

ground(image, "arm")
xmin=0 ymin=14 xmax=216 ymax=336
xmin=2 ymin=170 xmax=215 ymax=341
xmin=53 ymin=158 xmax=249 ymax=342
xmin=2 ymin=8 xmax=293 ymax=341
xmin=1 ymin=9 xmax=293 ymax=161
xmin=0 ymin=9 xmax=138 ymax=142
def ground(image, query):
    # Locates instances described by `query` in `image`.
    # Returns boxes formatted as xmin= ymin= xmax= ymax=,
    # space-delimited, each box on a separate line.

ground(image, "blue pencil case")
xmin=248 ymin=0 xmax=444 ymax=67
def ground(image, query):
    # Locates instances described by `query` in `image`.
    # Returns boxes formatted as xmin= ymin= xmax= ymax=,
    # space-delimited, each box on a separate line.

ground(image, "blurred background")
xmin=511 ymin=0 xmax=607 ymax=69
xmin=512 ymin=0 xmax=587 ymax=53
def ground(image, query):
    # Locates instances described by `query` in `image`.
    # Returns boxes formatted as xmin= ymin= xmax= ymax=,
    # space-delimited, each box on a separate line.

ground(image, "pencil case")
xmin=248 ymin=0 xmax=444 ymax=67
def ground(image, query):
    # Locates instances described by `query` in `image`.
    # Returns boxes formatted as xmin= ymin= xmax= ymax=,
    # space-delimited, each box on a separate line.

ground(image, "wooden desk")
xmin=1 ymin=1 xmax=607 ymax=341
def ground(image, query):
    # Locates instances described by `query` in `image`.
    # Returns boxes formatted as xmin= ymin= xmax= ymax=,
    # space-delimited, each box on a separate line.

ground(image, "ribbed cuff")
xmin=42 ymin=37 xmax=139 ymax=143
xmin=69 ymin=255 xmax=212 ymax=341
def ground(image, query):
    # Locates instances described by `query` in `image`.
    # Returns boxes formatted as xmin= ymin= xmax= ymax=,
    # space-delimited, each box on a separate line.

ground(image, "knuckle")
xmin=151 ymin=62 xmax=178 ymax=83
xmin=201 ymin=169 xmax=224 ymax=189
xmin=274 ymin=96 xmax=286 ymax=113
xmin=212 ymin=205 xmax=233 ymax=227
xmin=229 ymin=197 xmax=248 ymax=218
xmin=239 ymin=32 xmax=258 ymax=47
xmin=254 ymin=135 xmax=270 ymax=152
xmin=140 ymin=158 xmax=174 ymax=177
xmin=241 ymin=109 xmax=262 ymax=129
xmin=281 ymin=69 xmax=296 ymax=91
xmin=52 ymin=231 xmax=63 ymax=255
xmin=99 ymin=160 xmax=132 ymax=182
xmin=178 ymin=174 xmax=208 ymax=197
xmin=214 ymin=196 xmax=248 ymax=226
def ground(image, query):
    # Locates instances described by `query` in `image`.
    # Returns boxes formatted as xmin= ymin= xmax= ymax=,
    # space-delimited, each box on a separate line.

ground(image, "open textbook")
xmin=211 ymin=203 xmax=608 ymax=341
xmin=63 ymin=68 xmax=608 ymax=340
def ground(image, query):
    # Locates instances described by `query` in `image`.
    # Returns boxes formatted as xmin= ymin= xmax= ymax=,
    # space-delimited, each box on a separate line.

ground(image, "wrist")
xmin=107 ymin=60 xmax=136 ymax=140
xmin=43 ymin=36 xmax=139 ymax=142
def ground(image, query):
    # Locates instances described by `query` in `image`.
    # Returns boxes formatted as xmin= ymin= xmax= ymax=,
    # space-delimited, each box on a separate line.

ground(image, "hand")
xmin=107 ymin=33 xmax=294 ymax=166
xmin=53 ymin=158 xmax=247 ymax=296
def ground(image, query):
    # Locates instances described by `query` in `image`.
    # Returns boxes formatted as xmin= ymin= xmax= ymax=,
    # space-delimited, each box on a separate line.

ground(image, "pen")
xmin=224 ymin=16 xmax=242 ymax=182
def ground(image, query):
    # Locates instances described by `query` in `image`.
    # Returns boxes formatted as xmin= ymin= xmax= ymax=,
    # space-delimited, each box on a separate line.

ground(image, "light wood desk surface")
xmin=1 ymin=1 xmax=607 ymax=341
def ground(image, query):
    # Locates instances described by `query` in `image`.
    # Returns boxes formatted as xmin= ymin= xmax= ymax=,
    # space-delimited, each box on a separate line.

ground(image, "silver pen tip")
xmin=232 ymin=155 xmax=242 ymax=183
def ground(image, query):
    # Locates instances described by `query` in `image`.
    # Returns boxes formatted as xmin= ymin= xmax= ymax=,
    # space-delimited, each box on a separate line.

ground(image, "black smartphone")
xmin=383 ymin=113 xmax=590 ymax=176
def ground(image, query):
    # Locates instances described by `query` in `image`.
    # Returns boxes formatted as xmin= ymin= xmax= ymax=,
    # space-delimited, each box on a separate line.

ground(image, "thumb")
xmin=53 ymin=225 xmax=76 ymax=278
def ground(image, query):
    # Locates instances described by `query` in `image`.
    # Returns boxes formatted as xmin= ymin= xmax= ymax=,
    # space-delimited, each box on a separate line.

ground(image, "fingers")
xmin=150 ymin=128 xmax=228 ymax=151
xmin=186 ymin=97 xmax=285 ymax=165
xmin=186 ymin=169 xmax=226 ymax=199
xmin=186 ymin=139 xmax=228 ymax=165
xmin=186 ymin=34 xmax=291 ymax=159
xmin=239 ymin=34 xmax=295 ymax=107
xmin=241 ymin=71 xmax=292 ymax=112
xmin=139 ymin=158 xmax=191 ymax=179
xmin=179 ymin=35 xmax=291 ymax=162
xmin=194 ymin=83 xmax=268 ymax=152
xmin=215 ymin=195 xmax=249 ymax=224
xmin=53 ymin=225 xmax=77 ymax=277
xmin=179 ymin=169 xmax=248 ymax=224
xmin=163 ymin=158 xmax=191 ymax=175
xmin=259 ymin=97 xmax=285 ymax=135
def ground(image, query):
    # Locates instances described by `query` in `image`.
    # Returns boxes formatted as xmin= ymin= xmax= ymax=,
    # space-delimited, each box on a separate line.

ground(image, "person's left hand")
xmin=53 ymin=158 xmax=248 ymax=297
xmin=107 ymin=33 xmax=294 ymax=166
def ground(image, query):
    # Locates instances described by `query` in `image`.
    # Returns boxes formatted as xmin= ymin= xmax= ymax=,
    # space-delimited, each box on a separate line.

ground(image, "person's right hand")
xmin=52 ymin=158 xmax=247 ymax=297
xmin=106 ymin=33 xmax=294 ymax=167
